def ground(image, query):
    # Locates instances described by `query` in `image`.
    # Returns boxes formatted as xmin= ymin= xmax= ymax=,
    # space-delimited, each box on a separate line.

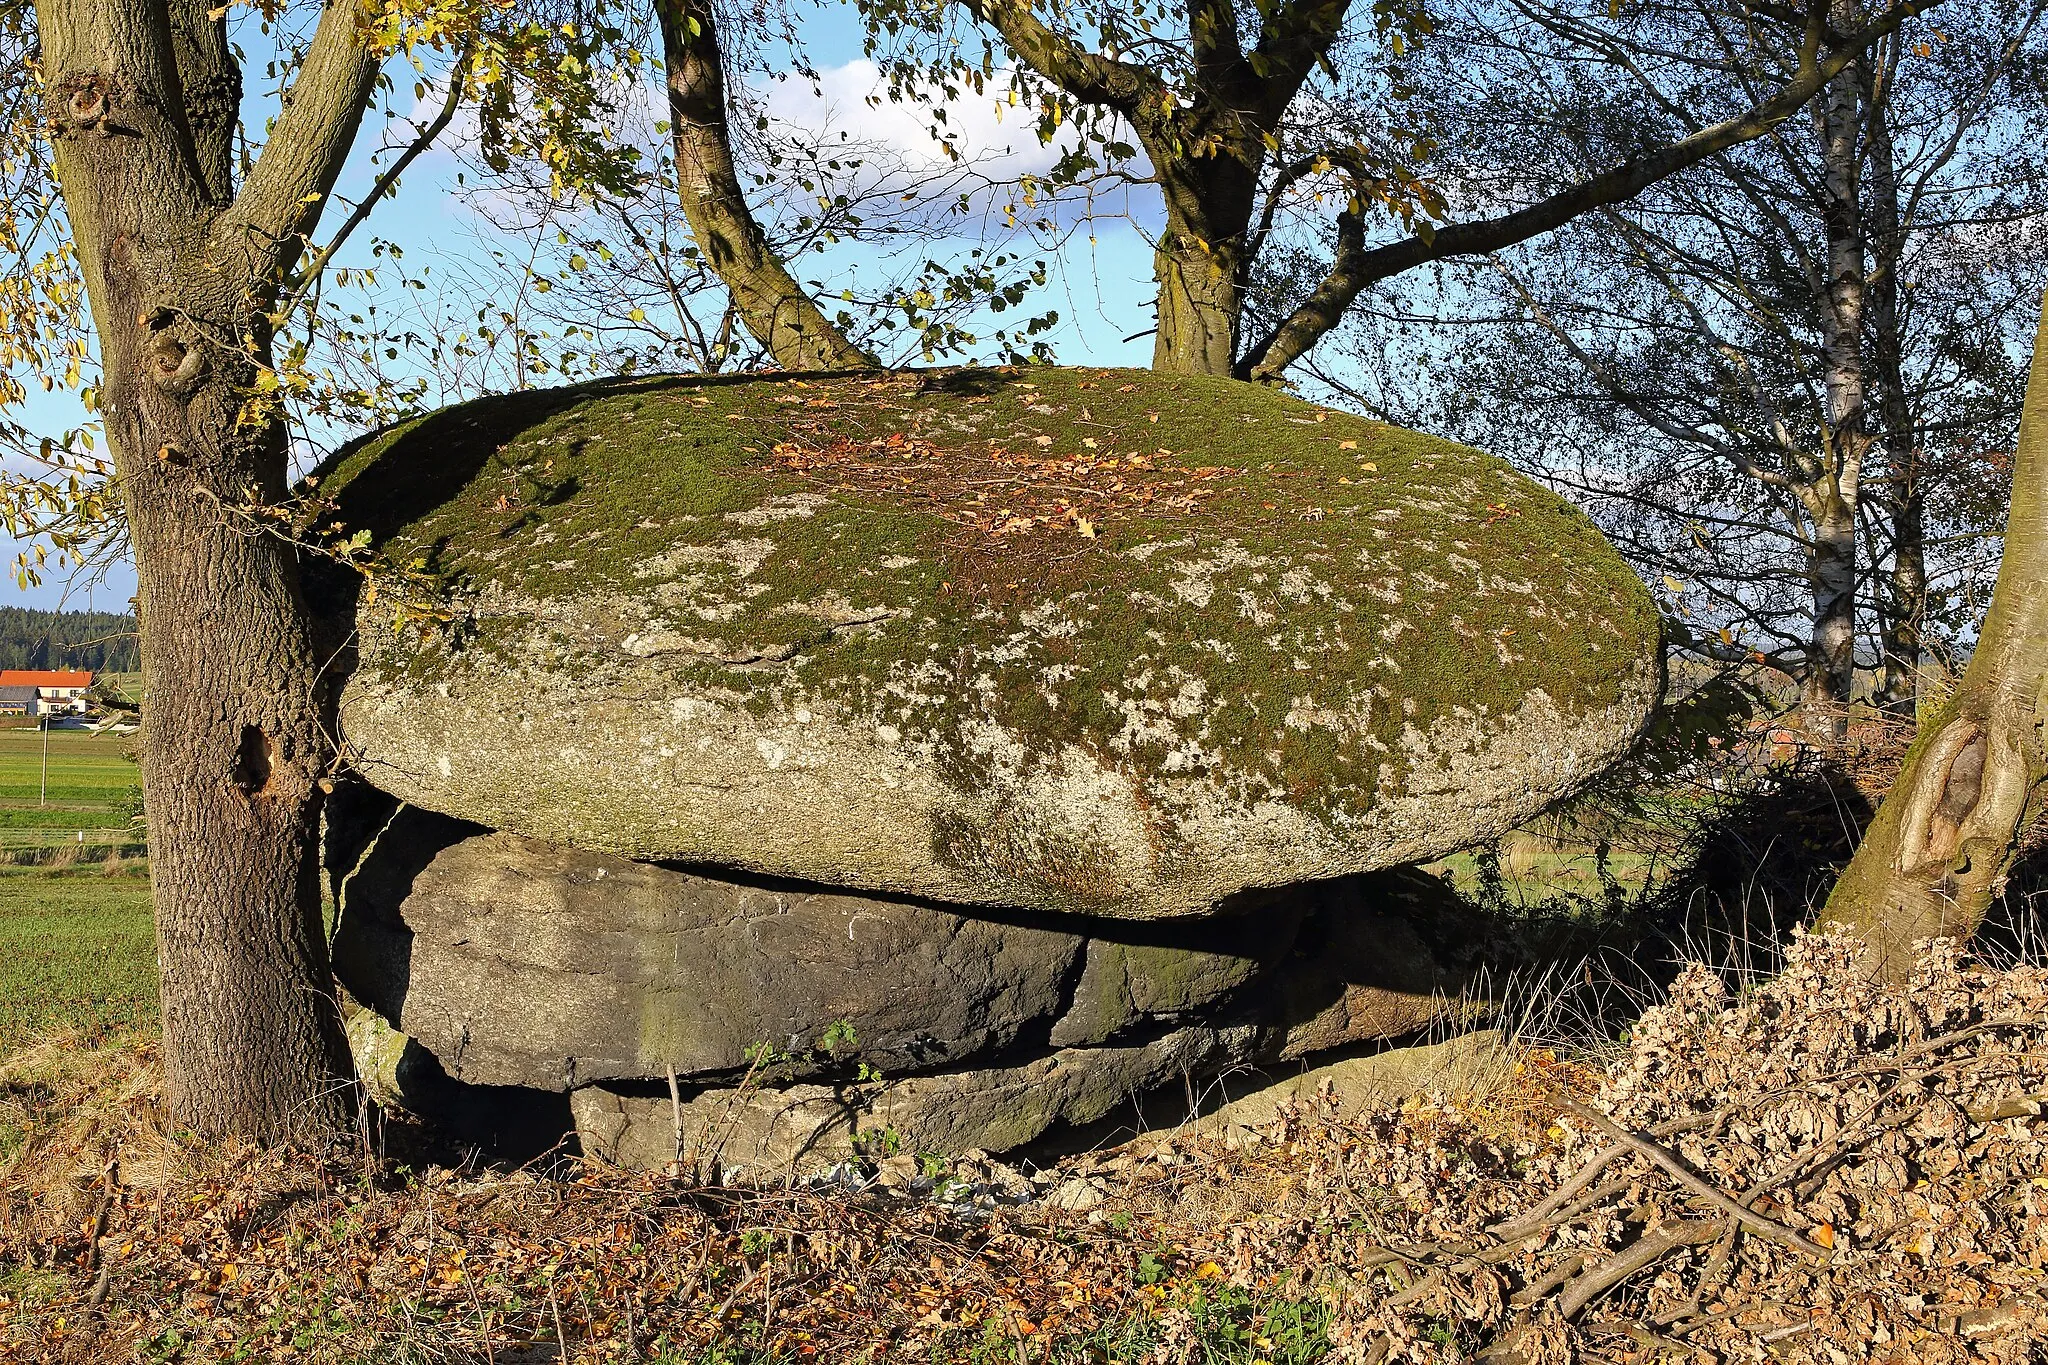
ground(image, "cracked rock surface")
xmin=330 ymin=797 xmax=1455 ymax=1108
xmin=315 ymin=365 xmax=1655 ymax=1173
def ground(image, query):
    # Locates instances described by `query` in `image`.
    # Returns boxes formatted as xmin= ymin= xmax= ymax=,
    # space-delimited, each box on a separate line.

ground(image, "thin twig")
xmin=1561 ymin=1100 xmax=1833 ymax=1259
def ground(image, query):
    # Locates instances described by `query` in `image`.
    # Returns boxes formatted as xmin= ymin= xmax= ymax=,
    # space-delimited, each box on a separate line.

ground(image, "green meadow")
xmin=0 ymin=725 xmax=144 ymax=850
xmin=0 ymin=727 xmax=154 ymax=1048
xmin=0 ymin=867 xmax=155 ymax=1044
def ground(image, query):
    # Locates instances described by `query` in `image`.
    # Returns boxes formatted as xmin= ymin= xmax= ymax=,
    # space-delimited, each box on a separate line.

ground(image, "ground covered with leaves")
xmin=4 ymin=933 xmax=2044 ymax=1363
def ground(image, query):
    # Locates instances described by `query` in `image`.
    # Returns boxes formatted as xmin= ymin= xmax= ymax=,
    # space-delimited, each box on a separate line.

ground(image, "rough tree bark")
xmin=1153 ymin=158 xmax=1259 ymax=376
xmin=34 ymin=0 xmax=380 ymax=1139
xmin=658 ymin=0 xmax=875 ymax=371
xmin=1821 ymin=293 xmax=2048 ymax=981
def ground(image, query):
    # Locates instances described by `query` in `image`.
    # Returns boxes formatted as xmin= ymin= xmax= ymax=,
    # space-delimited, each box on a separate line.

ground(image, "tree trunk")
xmin=658 ymin=0 xmax=875 ymax=372
xmin=121 ymin=350 xmax=351 ymax=1140
xmin=1822 ymin=294 xmax=2048 ymax=980
xmin=1877 ymin=479 xmax=1927 ymax=714
xmin=1803 ymin=14 xmax=1873 ymax=745
xmin=37 ymin=0 xmax=363 ymax=1139
xmin=1148 ymin=151 xmax=1258 ymax=375
xmin=1864 ymin=54 xmax=1924 ymax=716
xmin=1804 ymin=493 xmax=1860 ymax=745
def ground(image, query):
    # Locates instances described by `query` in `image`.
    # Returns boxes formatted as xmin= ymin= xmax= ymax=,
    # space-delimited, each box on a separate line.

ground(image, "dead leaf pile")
xmin=1105 ymin=931 xmax=2048 ymax=1363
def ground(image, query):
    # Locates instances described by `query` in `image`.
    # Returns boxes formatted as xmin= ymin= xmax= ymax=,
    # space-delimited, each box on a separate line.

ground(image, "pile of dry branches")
xmin=1121 ymin=931 xmax=2048 ymax=1362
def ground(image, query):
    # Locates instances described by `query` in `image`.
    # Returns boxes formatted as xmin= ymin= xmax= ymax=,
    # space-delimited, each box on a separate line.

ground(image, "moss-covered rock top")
xmin=326 ymin=367 xmax=1661 ymax=918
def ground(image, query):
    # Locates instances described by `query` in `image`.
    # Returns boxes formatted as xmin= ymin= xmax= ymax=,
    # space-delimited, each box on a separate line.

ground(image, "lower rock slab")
xmin=572 ymin=1023 xmax=1263 ymax=1179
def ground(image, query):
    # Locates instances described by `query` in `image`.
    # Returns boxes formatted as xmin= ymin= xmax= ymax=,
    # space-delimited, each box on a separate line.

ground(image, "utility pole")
xmin=39 ymin=708 xmax=49 ymax=806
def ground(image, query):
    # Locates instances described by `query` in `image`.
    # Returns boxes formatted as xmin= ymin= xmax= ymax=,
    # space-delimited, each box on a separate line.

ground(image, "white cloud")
xmin=756 ymin=60 xmax=1073 ymax=183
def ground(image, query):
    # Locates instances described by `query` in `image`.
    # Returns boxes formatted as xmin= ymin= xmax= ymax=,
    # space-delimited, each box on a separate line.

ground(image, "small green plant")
xmin=740 ymin=1039 xmax=794 ymax=1069
xmin=819 ymin=1019 xmax=859 ymax=1052
xmin=855 ymin=1125 xmax=902 ymax=1157
xmin=736 ymin=1021 xmax=883 ymax=1091
xmin=738 ymin=1228 xmax=774 ymax=1256
xmin=140 ymin=1327 xmax=188 ymax=1361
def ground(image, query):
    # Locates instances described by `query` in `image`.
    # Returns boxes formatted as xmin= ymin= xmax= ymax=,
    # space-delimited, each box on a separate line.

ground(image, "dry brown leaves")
xmin=6 ymin=934 xmax=2047 ymax=1363
xmin=1101 ymin=932 xmax=2048 ymax=1364
xmin=4 ymin=1097 xmax=1173 ymax=1363
xmin=764 ymin=430 xmax=1237 ymax=542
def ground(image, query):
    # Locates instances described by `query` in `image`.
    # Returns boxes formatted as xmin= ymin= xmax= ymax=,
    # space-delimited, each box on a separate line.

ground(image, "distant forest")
xmin=0 ymin=607 xmax=140 ymax=673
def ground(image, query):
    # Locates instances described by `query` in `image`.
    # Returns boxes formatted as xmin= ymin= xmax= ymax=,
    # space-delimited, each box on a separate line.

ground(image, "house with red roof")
xmin=0 ymin=670 xmax=93 ymax=715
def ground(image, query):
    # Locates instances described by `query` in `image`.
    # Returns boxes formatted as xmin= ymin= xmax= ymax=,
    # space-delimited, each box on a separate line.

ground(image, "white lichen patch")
xmin=724 ymin=491 xmax=834 ymax=525
xmin=330 ymin=368 xmax=1664 ymax=919
xmin=1165 ymin=541 xmax=1268 ymax=608
xmin=636 ymin=538 xmax=777 ymax=580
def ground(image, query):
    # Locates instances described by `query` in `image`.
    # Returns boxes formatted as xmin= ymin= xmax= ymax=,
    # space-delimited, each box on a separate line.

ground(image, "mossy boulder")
xmin=321 ymin=367 xmax=1660 ymax=919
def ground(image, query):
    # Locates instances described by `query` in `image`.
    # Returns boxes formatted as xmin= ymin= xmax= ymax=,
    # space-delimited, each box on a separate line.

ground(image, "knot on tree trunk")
xmin=1901 ymin=718 xmax=1996 ymax=875
xmin=141 ymin=308 xmax=213 ymax=396
xmin=47 ymin=72 xmax=140 ymax=139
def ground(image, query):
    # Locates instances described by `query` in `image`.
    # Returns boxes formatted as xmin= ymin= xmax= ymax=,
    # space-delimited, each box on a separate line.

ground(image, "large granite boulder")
xmin=331 ymin=801 xmax=1432 ymax=1096
xmin=317 ymin=367 xmax=1661 ymax=920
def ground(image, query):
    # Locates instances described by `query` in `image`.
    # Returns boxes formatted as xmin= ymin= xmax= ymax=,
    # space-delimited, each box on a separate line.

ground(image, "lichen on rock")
xmin=318 ymin=366 xmax=1661 ymax=918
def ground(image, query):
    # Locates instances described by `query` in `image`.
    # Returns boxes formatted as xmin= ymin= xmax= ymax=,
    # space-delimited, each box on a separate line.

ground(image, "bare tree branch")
xmin=1243 ymin=0 xmax=1945 ymax=379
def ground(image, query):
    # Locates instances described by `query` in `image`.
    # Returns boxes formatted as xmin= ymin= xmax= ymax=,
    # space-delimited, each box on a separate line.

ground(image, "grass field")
xmin=0 ymin=725 xmax=144 ymax=854
xmin=0 ymin=866 xmax=155 ymax=1044
xmin=0 ymin=726 xmax=155 ymax=1048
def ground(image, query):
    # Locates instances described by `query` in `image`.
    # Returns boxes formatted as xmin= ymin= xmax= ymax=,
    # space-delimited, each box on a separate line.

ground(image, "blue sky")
xmin=3 ymin=1 xmax=1165 ymax=613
